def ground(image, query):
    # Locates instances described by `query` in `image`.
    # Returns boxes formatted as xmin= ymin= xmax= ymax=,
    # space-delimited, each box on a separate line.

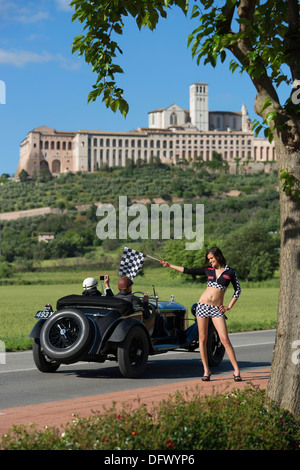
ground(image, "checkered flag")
xmin=119 ymin=247 xmax=146 ymax=280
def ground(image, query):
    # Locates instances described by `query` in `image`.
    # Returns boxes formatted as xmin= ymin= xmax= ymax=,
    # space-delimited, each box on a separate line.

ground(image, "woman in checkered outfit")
xmin=160 ymin=247 xmax=242 ymax=382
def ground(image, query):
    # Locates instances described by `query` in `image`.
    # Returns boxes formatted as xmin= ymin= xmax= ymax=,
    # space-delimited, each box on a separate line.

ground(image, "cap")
xmin=83 ymin=277 xmax=98 ymax=290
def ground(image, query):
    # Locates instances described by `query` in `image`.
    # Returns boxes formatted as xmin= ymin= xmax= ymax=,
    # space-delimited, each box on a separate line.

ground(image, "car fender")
xmin=29 ymin=319 xmax=46 ymax=339
xmin=184 ymin=321 xmax=198 ymax=343
xmin=106 ymin=317 xmax=151 ymax=345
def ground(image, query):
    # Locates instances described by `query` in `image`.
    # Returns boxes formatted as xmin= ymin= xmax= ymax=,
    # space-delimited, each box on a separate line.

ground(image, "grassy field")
xmin=0 ymin=267 xmax=278 ymax=351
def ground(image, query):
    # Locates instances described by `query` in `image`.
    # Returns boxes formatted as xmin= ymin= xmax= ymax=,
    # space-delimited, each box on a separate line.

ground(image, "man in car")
xmin=82 ymin=275 xmax=113 ymax=297
xmin=114 ymin=276 xmax=151 ymax=319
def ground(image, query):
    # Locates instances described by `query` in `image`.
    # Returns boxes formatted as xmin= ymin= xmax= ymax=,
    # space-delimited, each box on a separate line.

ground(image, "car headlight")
xmin=191 ymin=303 xmax=197 ymax=317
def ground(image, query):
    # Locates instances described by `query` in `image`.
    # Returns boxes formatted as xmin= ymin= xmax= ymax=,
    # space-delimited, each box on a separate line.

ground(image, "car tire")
xmin=40 ymin=309 xmax=93 ymax=363
xmin=207 ymin=322 xmax=225 ymax=367
xmin=32 ymin=338 xmax=60 ymax=373
xmin=118 ymin=326 xmax=149 ymax=378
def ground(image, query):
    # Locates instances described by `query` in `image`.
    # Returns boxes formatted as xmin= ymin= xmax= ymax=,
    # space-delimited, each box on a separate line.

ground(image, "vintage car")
xmin=29 ymin=287 xmax=225 ymax=378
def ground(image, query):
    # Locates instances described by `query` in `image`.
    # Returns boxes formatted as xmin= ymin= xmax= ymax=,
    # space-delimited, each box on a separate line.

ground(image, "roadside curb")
xmin=0 ymin=368 xmax=270 ymax=436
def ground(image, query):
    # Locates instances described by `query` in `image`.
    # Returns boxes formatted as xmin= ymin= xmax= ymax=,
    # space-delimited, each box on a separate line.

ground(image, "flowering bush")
xmin=1 ymin=385 xmax=299 ymax=450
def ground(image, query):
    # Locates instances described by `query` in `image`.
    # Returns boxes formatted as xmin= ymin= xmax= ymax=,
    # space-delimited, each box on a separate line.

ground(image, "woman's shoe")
xmin=201 ymin=373 xmax=212 ymax=381
xmin=233 ymin=373 xmax=242 ymax=382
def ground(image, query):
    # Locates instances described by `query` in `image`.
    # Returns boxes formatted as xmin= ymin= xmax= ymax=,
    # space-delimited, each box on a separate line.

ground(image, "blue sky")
xmin=0 ymin=0 xmax=290 ymax=176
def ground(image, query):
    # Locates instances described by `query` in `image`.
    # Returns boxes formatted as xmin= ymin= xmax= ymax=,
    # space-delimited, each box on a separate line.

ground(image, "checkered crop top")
xmin=183 ymin=265 xmax=241 ymax=299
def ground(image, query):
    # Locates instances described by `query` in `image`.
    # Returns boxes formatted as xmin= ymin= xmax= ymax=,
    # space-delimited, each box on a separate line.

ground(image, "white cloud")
xmin=0 ymin=49 xmax=53 ymax=67
xmin=0 ymin=1 xmax=49 ymax=24
xmin=0 ymin=0 xmax=73 ymax=21
xmin=0 ymin=2 xmax=77 ymax=69
xmin=0 ymin=48 xmax=79 ymax=69
xmin=55 ymin=0 xmax=73 ymax=12
xmin=16 ymin=11 xmax=49 ymax=24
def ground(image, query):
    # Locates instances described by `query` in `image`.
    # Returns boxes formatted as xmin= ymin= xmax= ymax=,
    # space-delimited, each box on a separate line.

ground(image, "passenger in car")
xmin=114 ymin=276 xmax=151 ymax=319
xmin=82 ymin=275 xmax=114 ymax=297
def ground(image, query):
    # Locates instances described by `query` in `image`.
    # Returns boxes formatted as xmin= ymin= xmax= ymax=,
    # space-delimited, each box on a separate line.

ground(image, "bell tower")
xmin=189 ymin=82 xmax=209 ymax=131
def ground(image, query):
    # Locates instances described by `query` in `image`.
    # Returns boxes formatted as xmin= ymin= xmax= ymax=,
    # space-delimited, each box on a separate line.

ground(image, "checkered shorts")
xmin=195 ymin=302 xmax=225 ymax=318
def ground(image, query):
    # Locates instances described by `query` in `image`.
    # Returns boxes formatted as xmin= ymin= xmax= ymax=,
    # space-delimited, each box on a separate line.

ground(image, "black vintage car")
xmin=29 ymin=288 xmax=225 ymax=378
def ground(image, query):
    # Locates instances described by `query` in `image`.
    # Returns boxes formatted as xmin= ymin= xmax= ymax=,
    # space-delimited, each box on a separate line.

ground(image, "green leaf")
xmin=265 ymin=111 xmax=276 ymax=126
xmin=260 ymin=97 xmax=272 ymax=114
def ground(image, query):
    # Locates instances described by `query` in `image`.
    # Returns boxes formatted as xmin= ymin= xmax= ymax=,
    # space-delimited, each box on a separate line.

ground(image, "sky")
xmin=0 ymin=0 xmax=291 ymax=176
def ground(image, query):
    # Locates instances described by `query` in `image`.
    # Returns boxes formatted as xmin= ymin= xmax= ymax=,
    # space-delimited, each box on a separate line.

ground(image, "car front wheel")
xmin=207 ymin=322 xmax=225 ymax=367
xmin=32 ymin=338 xmax=60 ymax=372
xmin=118 ymin=326 xmax=149 ymax=378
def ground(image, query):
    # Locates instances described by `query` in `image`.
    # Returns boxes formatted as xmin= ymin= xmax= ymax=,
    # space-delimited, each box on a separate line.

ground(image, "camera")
xmin=100 ymin=275 xmax=105 ymax=280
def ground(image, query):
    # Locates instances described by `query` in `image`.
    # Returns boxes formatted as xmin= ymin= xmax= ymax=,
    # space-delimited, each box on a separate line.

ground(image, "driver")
xmin=114 ymin=276 xmax=151 ymax=319
xmin=82 ymin=275 xmax=114 ymax=297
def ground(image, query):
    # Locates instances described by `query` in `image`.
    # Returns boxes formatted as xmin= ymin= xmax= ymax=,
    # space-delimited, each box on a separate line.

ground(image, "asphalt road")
xmin=0 ymin=329 xmax=275 ymax=410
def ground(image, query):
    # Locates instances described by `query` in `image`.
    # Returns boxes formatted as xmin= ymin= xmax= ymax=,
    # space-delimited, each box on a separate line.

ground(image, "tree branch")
xmin=237 ymin=0 xmax=256 ymax=33
xmin=285 ymin=0 xmax=300 ymax=79
xmin=218 ymin=1 xmax=235 ymax=34
xmin=226 ymin=0 xmax=280 ymax=116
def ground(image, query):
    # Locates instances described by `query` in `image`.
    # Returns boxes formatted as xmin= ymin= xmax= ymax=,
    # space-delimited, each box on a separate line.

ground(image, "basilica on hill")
xmin=15 ymin=81 xmax=275 ymax=178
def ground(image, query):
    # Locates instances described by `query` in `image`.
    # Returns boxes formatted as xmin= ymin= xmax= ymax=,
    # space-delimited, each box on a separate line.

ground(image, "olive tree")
xmin=71 ymin=0 xmax=300 ymax=418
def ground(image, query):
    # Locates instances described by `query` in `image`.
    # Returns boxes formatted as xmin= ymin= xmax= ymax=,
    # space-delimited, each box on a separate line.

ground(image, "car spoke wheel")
xmin=48 ymin=317 xmax=80 ymax=349
xmin=40 ymin=309 xmax=93 ymax=363
xmin=118 ymin=326 xmax=149 ymax=378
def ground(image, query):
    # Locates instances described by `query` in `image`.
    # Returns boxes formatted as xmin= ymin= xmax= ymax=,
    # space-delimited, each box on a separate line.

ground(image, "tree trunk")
xmin=267 ymin=134 xmax=300 ymax=419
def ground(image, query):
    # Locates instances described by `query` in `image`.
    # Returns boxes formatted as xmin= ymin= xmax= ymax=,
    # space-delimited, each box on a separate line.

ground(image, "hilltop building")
xmin=15 ymin=82 xmax=275 ymax=177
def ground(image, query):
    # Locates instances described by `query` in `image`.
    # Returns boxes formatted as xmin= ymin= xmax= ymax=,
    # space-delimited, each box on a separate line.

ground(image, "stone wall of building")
xmin=15 ymin=125 xmax=276 ymax=178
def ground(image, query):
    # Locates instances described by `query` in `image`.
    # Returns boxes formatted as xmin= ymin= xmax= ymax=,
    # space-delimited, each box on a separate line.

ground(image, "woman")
xmin=160 ymin=247 xmax=242 ymax=382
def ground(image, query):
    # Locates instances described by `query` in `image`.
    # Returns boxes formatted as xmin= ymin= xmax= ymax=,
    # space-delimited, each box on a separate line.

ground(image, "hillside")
xmin=0 ymin=165 xmax=278 ymax=212
xmin=0 ymin=165 xmax=280 ymax=282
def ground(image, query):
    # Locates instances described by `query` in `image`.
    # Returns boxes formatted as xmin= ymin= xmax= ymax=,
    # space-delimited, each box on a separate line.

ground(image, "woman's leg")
xmin=196 ymin=317 xmax=210 ymax=376
xmin=212 ymin=317 xmax=240 ymax=376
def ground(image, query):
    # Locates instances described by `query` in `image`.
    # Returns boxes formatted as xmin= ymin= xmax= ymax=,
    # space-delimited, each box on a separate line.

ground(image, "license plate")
xmin=35 ymin=310 xmax=53 ymax=319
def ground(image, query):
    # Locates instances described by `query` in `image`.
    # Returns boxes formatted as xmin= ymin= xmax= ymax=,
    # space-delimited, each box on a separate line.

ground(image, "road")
xmin=0 ymin=330 xmax=275 ymax=410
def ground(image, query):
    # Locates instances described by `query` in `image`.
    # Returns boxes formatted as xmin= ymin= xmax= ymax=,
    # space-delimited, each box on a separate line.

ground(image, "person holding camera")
xmin=82 ymin=275 xmax=113 ymax=297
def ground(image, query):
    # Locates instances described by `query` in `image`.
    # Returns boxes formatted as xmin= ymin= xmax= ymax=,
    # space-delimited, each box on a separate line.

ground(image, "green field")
xmin=0 ymin=267 xmax=278 ymax=351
